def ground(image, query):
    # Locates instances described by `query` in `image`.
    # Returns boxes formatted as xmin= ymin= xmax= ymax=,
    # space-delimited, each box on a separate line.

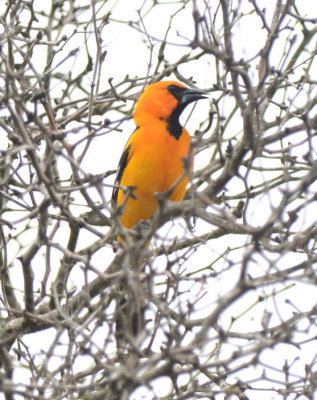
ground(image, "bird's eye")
xmin=167 ymin=85 xmax=186 ymax=100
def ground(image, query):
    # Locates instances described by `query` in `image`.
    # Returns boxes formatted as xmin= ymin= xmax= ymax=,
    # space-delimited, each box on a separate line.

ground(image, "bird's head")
xmin=133 ymin=81 xmax=206 ymax=126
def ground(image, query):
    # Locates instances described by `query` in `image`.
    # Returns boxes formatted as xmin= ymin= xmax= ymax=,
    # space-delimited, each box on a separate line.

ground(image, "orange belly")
xmin=117 ymin=120 xmax=192 ymax=229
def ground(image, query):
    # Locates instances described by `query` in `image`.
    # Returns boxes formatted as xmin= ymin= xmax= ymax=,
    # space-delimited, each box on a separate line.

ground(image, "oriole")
xmin=112 ymin=80 xmax=206 ymax=240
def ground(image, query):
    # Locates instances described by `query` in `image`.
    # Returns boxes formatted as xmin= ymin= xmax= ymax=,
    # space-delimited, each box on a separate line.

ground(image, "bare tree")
xmin=0 ymin=0 xmax=317 ymax=399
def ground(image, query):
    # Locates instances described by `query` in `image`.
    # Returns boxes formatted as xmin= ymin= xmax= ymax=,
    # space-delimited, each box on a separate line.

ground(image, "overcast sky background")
xmin=2 ymin=1 xmax=317 ymax=399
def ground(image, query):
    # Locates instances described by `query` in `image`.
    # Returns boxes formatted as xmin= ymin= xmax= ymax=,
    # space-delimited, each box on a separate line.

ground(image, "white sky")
xmin=2 ymin=0 xmax=317 ymax=399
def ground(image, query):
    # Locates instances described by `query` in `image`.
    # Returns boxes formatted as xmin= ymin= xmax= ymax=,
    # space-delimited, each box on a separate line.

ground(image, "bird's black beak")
xmin=167 ymin=84 xmax=207 ymax=108
xmin=178 ymin=87 xmax=207 ymax=107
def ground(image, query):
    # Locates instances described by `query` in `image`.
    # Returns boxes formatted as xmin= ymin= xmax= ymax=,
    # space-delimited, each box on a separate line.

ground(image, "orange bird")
xmin=112 ymin=80 xmax=206 ymax=240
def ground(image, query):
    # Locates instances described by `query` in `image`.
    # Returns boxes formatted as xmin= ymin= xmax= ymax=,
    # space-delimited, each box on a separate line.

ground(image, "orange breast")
xmin=117 ymin=120 xmax=192 ymax=229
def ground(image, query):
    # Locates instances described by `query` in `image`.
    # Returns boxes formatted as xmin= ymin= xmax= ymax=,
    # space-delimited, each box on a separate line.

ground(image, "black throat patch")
xmin=167 ymin=108 xmax=183 ymax=140
xmin=166 ymin=84 xmax=188 ymax=140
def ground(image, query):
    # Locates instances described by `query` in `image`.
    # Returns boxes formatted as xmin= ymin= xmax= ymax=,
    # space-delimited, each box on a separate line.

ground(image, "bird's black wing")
xmin=111 ymin=143 xmax=132 ymax=207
